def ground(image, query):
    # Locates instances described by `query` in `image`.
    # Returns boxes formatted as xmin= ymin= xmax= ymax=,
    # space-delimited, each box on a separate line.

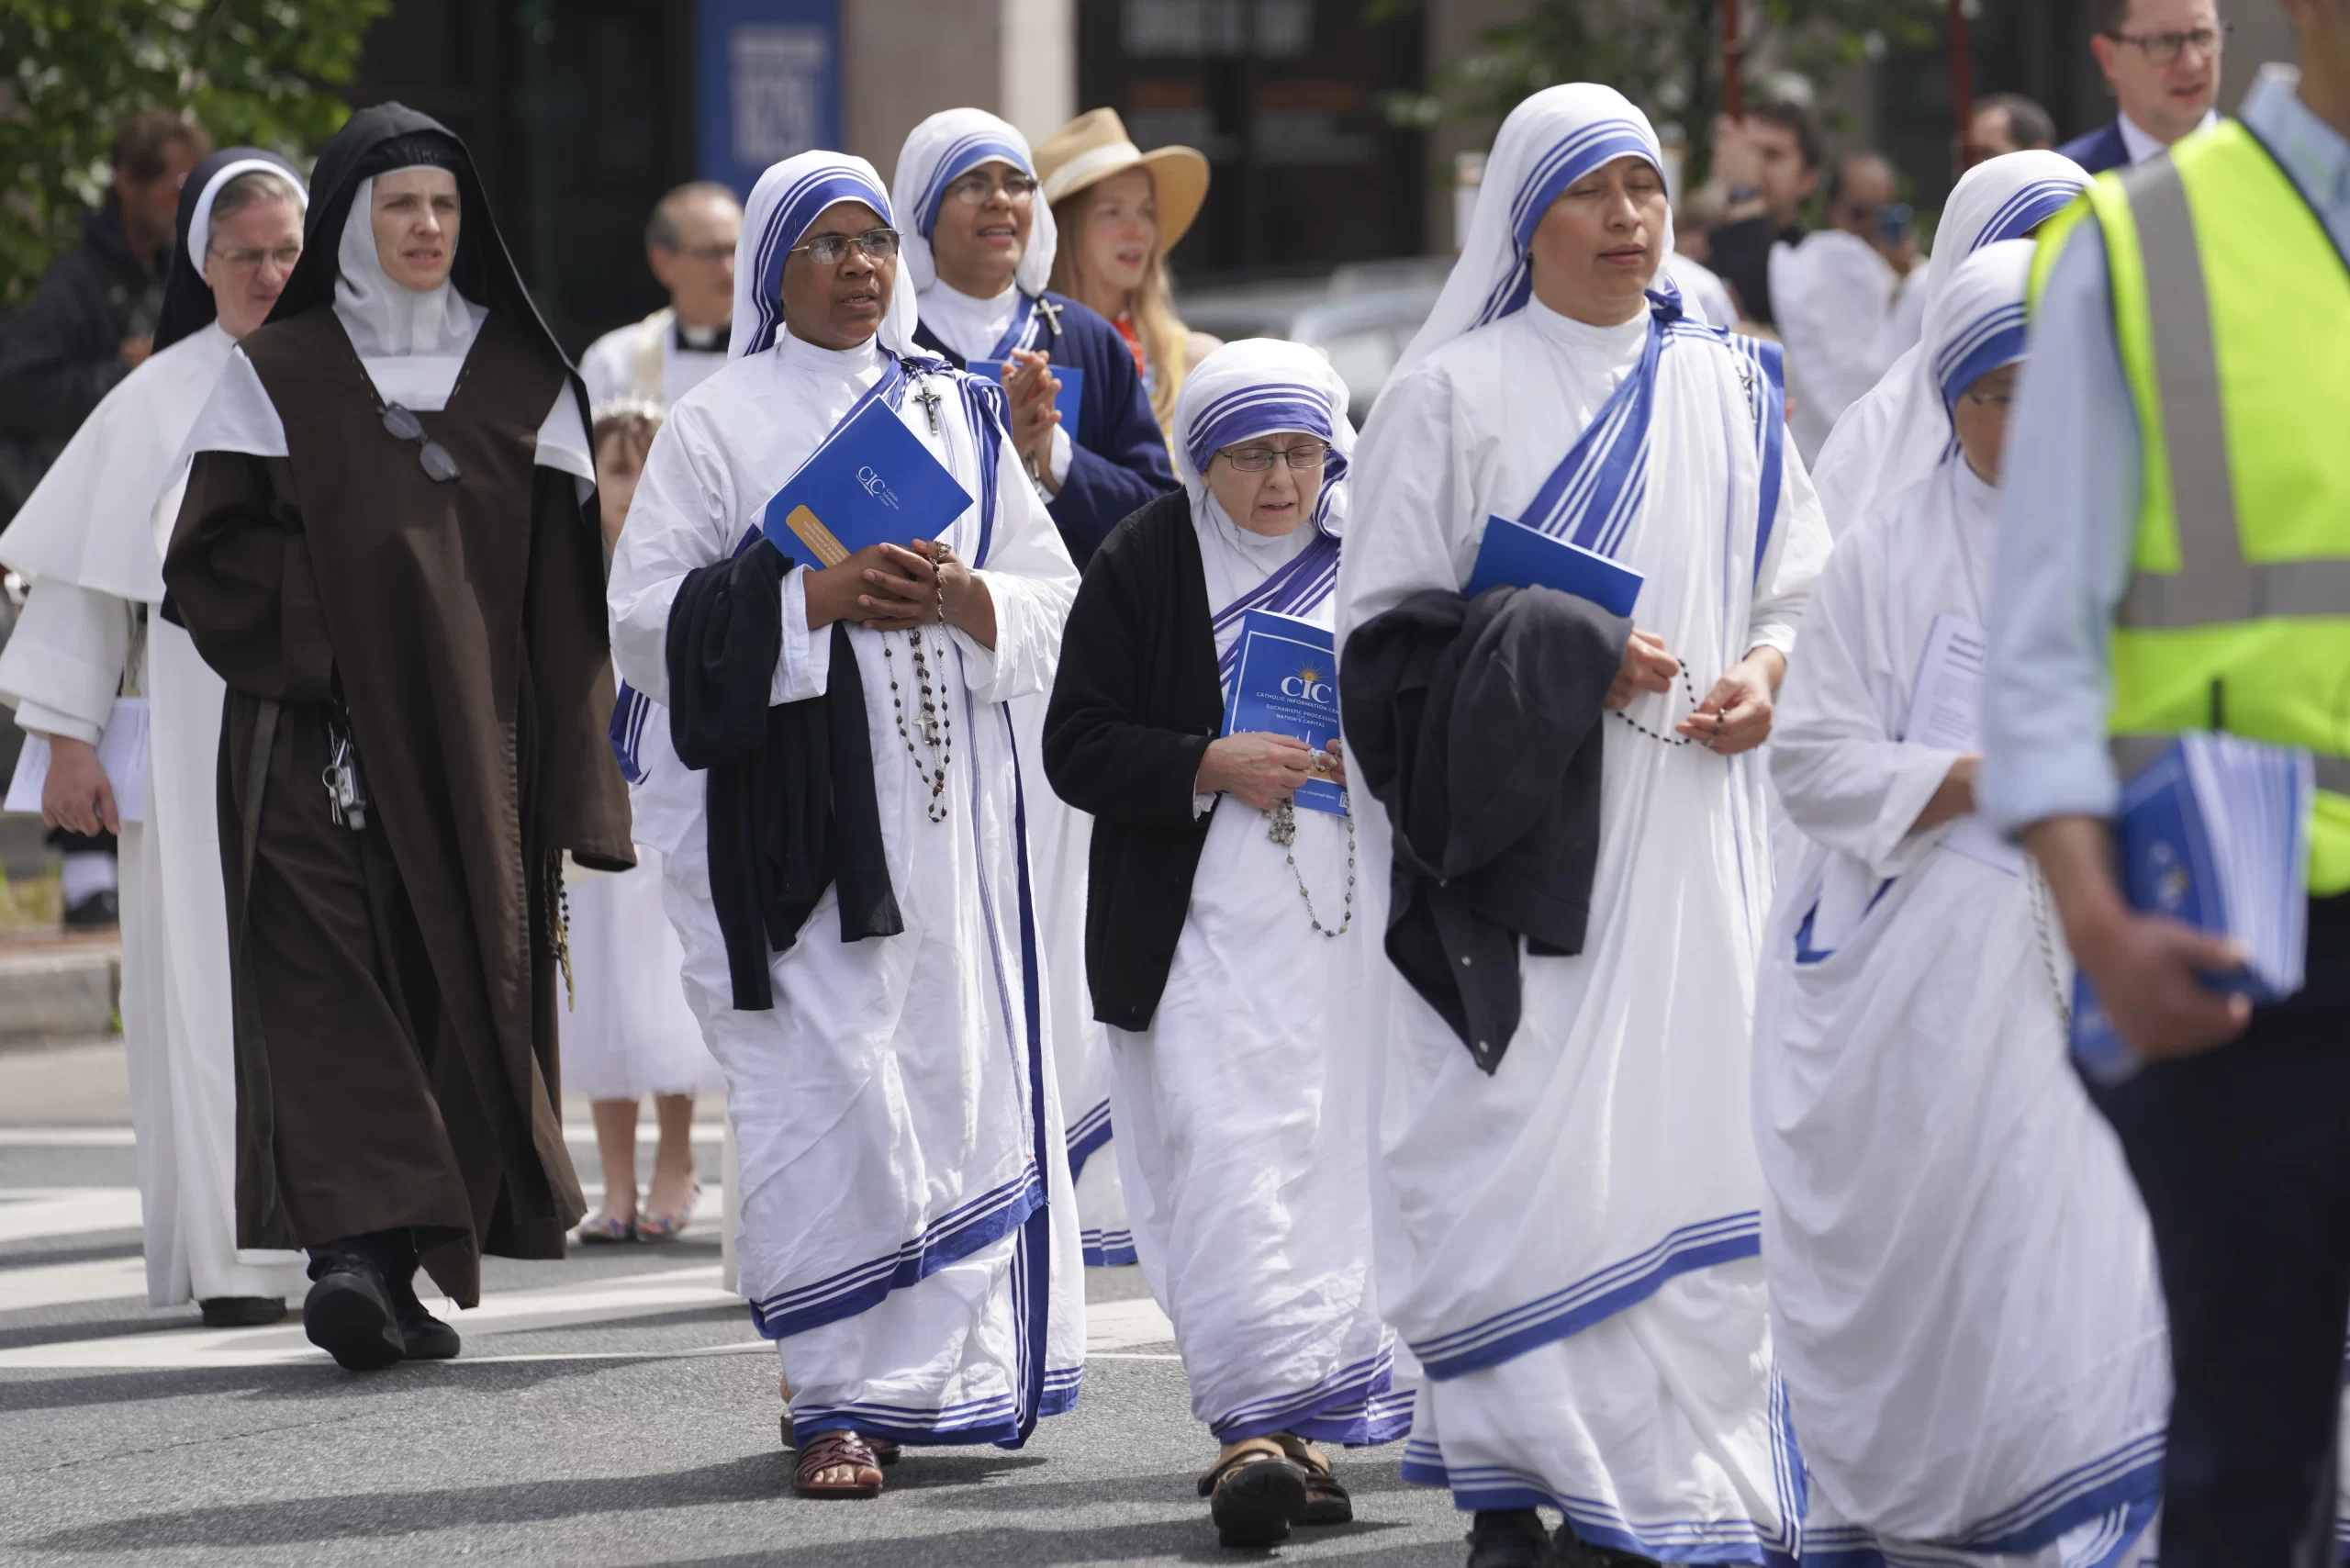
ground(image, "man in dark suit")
xmin=2057 ymin=0 xmax=2227 ymax=174
xmin=890 ymin=109 xmax=1174 ymax=571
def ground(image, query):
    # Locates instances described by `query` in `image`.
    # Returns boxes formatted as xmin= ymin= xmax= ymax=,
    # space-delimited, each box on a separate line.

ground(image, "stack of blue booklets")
xmin=969 ymin=360 xmax=1083 ymax=444
xmin=760 ymin=398 xmax=973 ymax=567
xmin=1463 ymin=516 xmax=1643 ymax=616
xmin=1223 ymin=610 xmax=1346 ymax=817
xmin=2071 ymin=733 xmax=2314 ymax=1080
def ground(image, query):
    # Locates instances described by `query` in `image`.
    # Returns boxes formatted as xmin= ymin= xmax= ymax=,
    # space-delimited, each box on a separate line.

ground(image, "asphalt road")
xmin=0 ymin=1041 xmax=1467 ymax=1568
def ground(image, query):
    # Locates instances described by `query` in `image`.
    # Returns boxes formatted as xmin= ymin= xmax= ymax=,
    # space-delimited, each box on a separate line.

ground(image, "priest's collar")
xmin=677 ymin=319 xmax=727 ymax=353
xmin=1520 ymin=292 xmax=1651 ymax=355
xmin=777 ymin=328 xmax=885 ymax=375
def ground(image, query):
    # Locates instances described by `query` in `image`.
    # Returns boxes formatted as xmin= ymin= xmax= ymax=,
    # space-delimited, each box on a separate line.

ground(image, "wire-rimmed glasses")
xmin=382 ymin=402 xmax=461 ymax=483
xmin=1219 ymin=442 xmax=1330 ymax=474
xmin=787 ymin=228 xmax=902 ymax=266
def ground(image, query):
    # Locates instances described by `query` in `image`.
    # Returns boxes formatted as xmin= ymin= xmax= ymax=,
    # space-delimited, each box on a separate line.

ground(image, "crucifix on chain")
xmin=912 ymin=378 xmax=942 ymax=434
xmin=1031 ymin=295 xmax=1064 ymax=338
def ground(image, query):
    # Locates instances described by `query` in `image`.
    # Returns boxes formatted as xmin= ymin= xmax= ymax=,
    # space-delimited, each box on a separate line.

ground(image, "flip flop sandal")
xmin=635 ymin=1182 xmax=701 ymax=1242
xmin=575 ymin=1212 xmax=636 ymax=1244
xmin=782 ymin=1417 xmax=900 ymax=1467
xmin=1270 ymin=1431 xmax=1353 ymax=1526
xmin=1198 ymin=1438 xmax=1309 ymax=1549
xmin=792 ymin=1428 xmax=884 ymax=1499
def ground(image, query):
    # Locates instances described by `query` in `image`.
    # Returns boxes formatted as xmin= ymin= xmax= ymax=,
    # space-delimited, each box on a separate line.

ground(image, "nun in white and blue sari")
xmin=607 ymin=151 xmax=1086 ymax=1494
xmin=1048 ymin=338 xmax=1406 ymax=1548
xmin=1756 ymin=242 xmax=2167 ymax=1568
xmin=1335 ymin=84 xmax=1831 ymax=1567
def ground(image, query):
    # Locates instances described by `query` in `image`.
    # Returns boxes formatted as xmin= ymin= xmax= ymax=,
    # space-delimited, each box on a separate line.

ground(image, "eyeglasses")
xmin=382 ymin=402 xmax=461 ymax=482
xmin=1219 ymin=442 xmax=1329 ymax=473
xmin=788 ymin=228 xmax=901 ymax=266
xmin=945 ymin=172 xmax=1039 ymax=207
xmin=2105 ymin=23 xmax=2229 ymax=66
xmin=1962 ymin=388 xmax=2015 ymax=410
xmin=207 ymin=242 xmax=302 ymax=273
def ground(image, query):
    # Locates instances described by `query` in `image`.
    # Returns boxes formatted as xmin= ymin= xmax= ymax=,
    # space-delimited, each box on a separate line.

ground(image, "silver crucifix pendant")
xmin=912 ymin=380 xmax=942 ymax=434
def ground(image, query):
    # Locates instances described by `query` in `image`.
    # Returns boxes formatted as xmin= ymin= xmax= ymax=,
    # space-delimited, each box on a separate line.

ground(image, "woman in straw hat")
xmin=1035 ymin=108 xmax=1220 ymax=433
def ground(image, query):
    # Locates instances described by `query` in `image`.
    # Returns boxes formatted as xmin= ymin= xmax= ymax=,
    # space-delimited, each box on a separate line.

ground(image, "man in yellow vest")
xmin=1983 ymin=5 xmax=2350 ymax=1563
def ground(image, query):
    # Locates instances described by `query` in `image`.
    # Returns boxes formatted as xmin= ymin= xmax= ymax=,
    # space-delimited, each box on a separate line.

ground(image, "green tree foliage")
xmin=0 ymin=0 xmax=386 ymax=307
xmin=1377 ymin=0 xmax=1942 ymax=178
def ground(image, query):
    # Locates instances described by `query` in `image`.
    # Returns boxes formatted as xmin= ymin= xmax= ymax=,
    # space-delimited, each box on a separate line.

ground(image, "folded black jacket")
xmin=666 ymin=537 xmax=901 ymax=1011
xmin=1340 ymin=585 xmax=1628 ymax=1073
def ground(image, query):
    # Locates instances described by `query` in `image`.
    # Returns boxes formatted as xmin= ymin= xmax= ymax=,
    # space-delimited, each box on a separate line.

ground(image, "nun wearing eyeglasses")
xmin=608 ymin=151 xmax=1086 ymax=1501
xmin=162 ymin=105 xmax=632 ymax=1372
xmin=894 ymin=107 xmax=1158 ymax=1273
xmin=1044 ymin=340 xmax=1406 ymax=1550
xmin=1334 ymin=84 xmax=1831 ymax=1568
xmin=0 ymin=150 xmax=311 ymax=1329
xmin=890 ymin=109 xmax=1174 ymax=571
xmin=1754 ymin=241 xmax=2167 ymax=1568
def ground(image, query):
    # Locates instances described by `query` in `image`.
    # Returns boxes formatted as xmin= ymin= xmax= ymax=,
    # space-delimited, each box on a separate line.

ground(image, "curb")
xmin=0 ymin=942 xmax=121 ymax=1048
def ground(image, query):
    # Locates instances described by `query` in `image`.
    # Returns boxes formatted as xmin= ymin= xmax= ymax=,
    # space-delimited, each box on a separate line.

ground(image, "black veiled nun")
xmin=162 ymin=103 xmax=635 ymax=1370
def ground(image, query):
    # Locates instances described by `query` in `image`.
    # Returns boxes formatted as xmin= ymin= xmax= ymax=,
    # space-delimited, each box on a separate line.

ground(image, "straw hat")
xmin=1033 ymin=107 xmax=1210 ymax=255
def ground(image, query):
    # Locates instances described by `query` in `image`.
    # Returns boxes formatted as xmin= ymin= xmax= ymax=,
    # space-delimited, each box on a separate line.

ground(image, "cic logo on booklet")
xmin=856 ymin=465 xmax=901 ymax=510
xmin=1281 ymin=662 xmax=1335 ymax=709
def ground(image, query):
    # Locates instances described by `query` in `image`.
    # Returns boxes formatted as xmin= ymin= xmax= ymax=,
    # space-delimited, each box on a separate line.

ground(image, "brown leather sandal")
xmin=792 ymin=1428 xmax=884 ymax=1499
xmin=1198 ymin=1437 xmax=1309 ymax=1548
xmin=1271 ymin=1431 xmax=1354 ymax=1526
xmin=781 ymin=1417 xmax=900 ymax=1467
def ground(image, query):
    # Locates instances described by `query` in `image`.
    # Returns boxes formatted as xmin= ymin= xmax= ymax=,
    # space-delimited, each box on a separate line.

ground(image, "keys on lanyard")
xmin=322 ymin=711 xmax=371 ymax=833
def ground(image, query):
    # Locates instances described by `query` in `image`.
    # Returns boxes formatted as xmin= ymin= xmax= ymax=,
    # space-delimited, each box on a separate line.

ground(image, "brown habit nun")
xmin=162 ymin=105 xmax=632 ymax=1360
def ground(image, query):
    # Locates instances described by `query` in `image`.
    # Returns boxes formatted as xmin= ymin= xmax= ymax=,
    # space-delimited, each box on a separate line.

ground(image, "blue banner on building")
xmin=697 ymin=0 xmax=841 ymax=198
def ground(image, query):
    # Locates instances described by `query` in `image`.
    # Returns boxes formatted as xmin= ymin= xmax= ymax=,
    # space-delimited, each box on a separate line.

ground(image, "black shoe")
xmin=199 ymin=1295 xmax=287 ymax=1328
xmin=1468 ymin=1509 xmax=1552 ymax=1568
xmin=386 ymin=1270 xmax=460 ymax=1361
xmin=62 ymin=889 xmax=118 ymax=929
xmin=1201 ymin=1449 xmax=1308 ymax=1550
xmin=302 ymin=1244 xmax=405 ymax=1371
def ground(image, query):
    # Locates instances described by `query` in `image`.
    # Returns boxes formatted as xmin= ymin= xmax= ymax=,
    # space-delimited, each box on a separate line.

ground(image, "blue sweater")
xmin=914 ymin=289 xmax=1175 ymax=568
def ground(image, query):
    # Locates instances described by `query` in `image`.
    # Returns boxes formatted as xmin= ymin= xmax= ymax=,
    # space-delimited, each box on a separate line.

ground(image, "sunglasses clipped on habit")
xmin=382 ymin=402 xmax=461 ymax=483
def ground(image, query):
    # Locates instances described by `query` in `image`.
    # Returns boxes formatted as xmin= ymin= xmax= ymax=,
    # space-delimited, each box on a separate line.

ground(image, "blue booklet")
xmin=759 ymin=398 xmax=973 ymax=568
xmin=1463 ymin=516 xmax=1644 ymax=616
xmin=969 ymin=359 xmax=1084 ymax=446
xmin=2070 ymin=733 xmax=2313 ymax=1081
xmin=1223 ymin=610 xmax=1347 ymax=817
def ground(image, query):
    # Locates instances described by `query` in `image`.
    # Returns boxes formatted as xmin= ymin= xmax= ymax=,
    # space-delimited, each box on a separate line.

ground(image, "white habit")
xmin=1807 ymin=151 xmax=2089 ymax=538
xmin=607 ymin=151 xmax=1086 ymax=1444
xmin=580 ymin=307 xmax=728 ymax=413
xmin=894 ymin=107 xmax=1120 ymax=1259
xmin=1755 ymin=241 xmax=2167 ymax=1568
xmin=1337 ymin=85 xmax=1829 ymax=1560
xmin=1101 ymin=339 xmax=1406 ymax=1444
xmin=0 ymin=312 xmax=308 ymax=1307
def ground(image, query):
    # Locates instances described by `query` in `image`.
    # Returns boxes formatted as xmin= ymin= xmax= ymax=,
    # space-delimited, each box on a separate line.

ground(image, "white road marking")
xmin=1081 ymin=1294 xmax=1178 ymax=1351
xmin=0 ymin=1254 xmax=148 ymax=1313
xmin=0 ymin=1188 xmax=142 ymax=1245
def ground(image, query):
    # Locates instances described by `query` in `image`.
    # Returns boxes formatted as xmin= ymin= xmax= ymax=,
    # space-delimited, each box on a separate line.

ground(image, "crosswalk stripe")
xmin=0 ymin=1255 xmax=147 ymax=1313
xmin=0 ymin=1123 xmax=727 ymax=1149
xmin=0 ymin=1188 xmax=142 ymax=1245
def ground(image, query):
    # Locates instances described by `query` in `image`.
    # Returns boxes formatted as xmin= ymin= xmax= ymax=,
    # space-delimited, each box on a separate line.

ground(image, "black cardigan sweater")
xmin=1042 ymin=490 xmax=1225 ymax=1031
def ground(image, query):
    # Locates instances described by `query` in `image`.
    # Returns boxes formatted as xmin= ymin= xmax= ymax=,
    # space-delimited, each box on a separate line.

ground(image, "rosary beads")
xmin=881 ymin=546 xmax=956 ymax=823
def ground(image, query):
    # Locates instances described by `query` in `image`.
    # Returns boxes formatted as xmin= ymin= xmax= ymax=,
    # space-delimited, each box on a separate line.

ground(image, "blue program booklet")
xmin=1223 ymin=610 xmax=1347 ymax=817
xmin=968 ymin=359 xmax=1084 ymax=446
xmin=2070 ymin=733 xmax=2314 ymax=1081
xmin=760 ymin=398 xmax=974 ymax=568
xmin=1463 ymin=516 xmax=1644 ymax=616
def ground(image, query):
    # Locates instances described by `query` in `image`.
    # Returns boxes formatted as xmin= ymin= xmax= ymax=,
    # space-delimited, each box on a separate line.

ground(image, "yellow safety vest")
xmin=2032 ymin=121 xmax=2350 ymax=895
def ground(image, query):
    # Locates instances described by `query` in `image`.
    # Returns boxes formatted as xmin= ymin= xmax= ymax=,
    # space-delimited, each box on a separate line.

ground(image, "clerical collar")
xmin=921 ymin=277 xmax=1019 ymax=364
xmin=1520 ymin=293 xmax=1651 ymax=358
xmin=675 ymin=318 xmax=727 ymax=353
xmin=777 ymin=330 xmax=883 ymax=375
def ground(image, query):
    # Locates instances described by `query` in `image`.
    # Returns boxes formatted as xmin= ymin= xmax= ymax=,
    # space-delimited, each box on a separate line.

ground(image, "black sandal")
xmin=1270 ymin=1431 xmax=1352 ymax=1526
xmin=1198 ymin=1438 xmax=1310 ymax=1548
